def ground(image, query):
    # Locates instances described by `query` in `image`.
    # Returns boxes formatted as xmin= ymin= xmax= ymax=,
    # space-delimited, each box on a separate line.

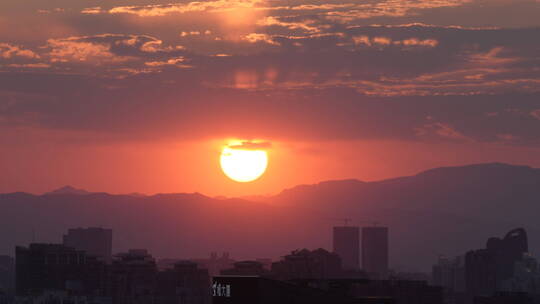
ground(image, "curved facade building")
xmin=465 ymin=228 xmax=529 ymax=298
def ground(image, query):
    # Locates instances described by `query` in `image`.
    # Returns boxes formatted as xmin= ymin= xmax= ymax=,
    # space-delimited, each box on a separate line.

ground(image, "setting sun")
xmin=220 ymin=145 xmax=268 ymax=183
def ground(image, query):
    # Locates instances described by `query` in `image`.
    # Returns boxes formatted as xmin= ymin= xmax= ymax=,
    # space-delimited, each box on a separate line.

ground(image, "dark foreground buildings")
xmin=432 ymin=228 xmax=540 ymax=304
xmin=63 ymin=227 xmax=113 ymax=263
xmin=465 ymin=228 xmax=528 ymax=297
xmin=0 ymin=255 xmax=14 ymax=292
xmin=14 ymin=242 xmax=441 ymax=304
xmin=156 ymin=261 xmax=211 ymax=304
xmin=213 ymin=247 xmax=442 ymax=304
xmin=15 ymin=243 xmax=102 ymax=296
xmin=10 ymin=225 xmax=447 ymax=304
xmin=15 ymin=244 xmax=210 ymax=304
xmin=221 ymin=260 xmax=269 ymax=276
xmin=270 ymin=248 xmax=342 ymax=280
xmin=362 ymin=226 xmax=389 ymax=279
xmin=333 ymin=226 xmax=360 ymax=270
xmin=212 ymin=276 xmax=442 ymax=304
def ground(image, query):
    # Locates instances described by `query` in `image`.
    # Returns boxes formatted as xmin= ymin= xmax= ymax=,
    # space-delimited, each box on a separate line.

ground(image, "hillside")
xmin=1 ymin=163 xmax=539 ymax=271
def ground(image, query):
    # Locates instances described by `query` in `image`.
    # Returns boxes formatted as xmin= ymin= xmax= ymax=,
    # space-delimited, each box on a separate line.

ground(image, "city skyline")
xmin=1 ymin=0 xmax=540 ymax=303
xmin=7 ymin=223 xmax=540 ymax=303
xmin=1 ymin=162 xmax=539 ymax=272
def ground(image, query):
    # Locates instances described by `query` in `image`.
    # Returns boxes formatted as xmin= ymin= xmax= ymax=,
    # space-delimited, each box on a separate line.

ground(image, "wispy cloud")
xmin=243 ymin=33 xmax=280 ymax=45
xmin=228 ymin=140 xmax=272 ymax=150
xmin=0 ymin=0 xmax=539 ymax=147
xmin=531 ymin=110 xmax=540 ymax=120
xmin=104 ymin=0 xmax=264 ymax=17
xmin=415 ymin=119 xmax=473 ymax=142
xmin=0 ymin=43 xmax=39 ymax=59
xmin=44 ymin=34 xmax=183 ymax=67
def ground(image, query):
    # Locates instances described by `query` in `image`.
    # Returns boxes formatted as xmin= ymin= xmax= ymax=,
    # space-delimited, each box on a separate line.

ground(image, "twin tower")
xmin=333 ymin=226 xmax=389 ymax=277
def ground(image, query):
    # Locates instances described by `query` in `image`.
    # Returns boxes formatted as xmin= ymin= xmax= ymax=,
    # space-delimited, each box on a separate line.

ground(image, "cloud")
xmin=2 ymin=24 xmax=536 ymax=95
xmin=0 ymin=0 xmax=539 ymax=148
xmin=415 ymin=120 xmax=472 ymax=142
xmin=180 ymin=30 xmax=212 ymax=37
xmin=145 ymin=57 xmax=188 ymax=67
xmin=43 ymin=34 xmax=186 ymax=70
xmin=531 ymin=110 xmax=540 ymax=120
xmin=1 ymin=65 xmax=540 ymax=146
xmin=0 ymin=43 xmax=39 ymax=59
xmin=89 ymin=0 xmax=472 ymax=19
xmin=228 ymin=141 xmax=272 ymax=150
xmin=397 ymin=38 xmax=439 ymax=47
xmin=80 ymin=7 xmax=103 ymax=15
xmin=105 ymin=0 xmax=264 ymax=17
xmin=352 ymin=35 xmax=438 ymax=48
xmin=37 ymin=8 xmax=66 ymax=14
xmin=47 ymin=38 xmax=120 ymax=63
xmin=497 ymin=133 xmax=519 ymax=142
xmin=256 ymin=16 xmax=320 ymax=33
xmin=6 ymin=63 xmax=51 ymax=69
xmin=243 ymin=33 xmax=280 ymax=45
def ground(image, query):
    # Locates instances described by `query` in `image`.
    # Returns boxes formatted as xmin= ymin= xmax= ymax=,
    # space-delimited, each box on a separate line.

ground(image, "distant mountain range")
xmin=45 ymin=185 xmax=93 ymax=196
xmin=1 ymin=162 xmax=539 ymax=272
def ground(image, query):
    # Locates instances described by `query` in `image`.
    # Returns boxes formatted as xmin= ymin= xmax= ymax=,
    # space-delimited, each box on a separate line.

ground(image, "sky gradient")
xmin=1 ymin=0 xmax=540 ymax=196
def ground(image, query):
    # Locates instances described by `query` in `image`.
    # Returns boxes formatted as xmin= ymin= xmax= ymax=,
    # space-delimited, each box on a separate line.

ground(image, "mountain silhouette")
xmin=45 ymin=185 xmax=92 ymax=196
xmin=1 ymin=163 xmax=539 ymax=271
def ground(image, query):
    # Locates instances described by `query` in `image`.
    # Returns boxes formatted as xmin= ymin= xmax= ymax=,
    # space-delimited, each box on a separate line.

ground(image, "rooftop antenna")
xmin=327 ymin=218 xmax=356 ymax=226
xmin=334 ymin=218 xmax=352 ymax=226
xmin=32 ymin=227 xmax=35 ymax=243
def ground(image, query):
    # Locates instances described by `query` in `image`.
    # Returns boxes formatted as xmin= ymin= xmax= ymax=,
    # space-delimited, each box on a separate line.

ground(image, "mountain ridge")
xmin=1 ymin=162 xmax=539 ymax=272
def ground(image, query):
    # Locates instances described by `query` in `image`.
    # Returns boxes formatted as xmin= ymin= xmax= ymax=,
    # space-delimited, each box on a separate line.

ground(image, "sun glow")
xmin=220 ymin=144 xmax=268 ymax=183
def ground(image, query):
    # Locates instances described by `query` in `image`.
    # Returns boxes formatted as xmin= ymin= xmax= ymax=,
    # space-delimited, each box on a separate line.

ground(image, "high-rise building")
xmin=221 ymin=261 xmax=268 ymax=276
xmin=190 ymin=252 xmax=235 ymax=277
xmin=63 ymin=227 xmax=113 ymax=263
xmin=271 ymin=248 xmax=342 ymax=281
xmin=110 ymin=249 xmax=158 ymax=304
xmin=432 ymin=255 xmax=465 ymax=293
xmin=0 ymin=255 xmax=14 ymax=291
xmin=361 ymin=226 xmax=389 ymax=278
xmin=465 ymin=228 xmax=528 ymax=297
xmin=15 ymin=243 xmax=105 ymax=296
xmin=333 ymin=226 xmax=360 ymax=270
xmin=156 ymin=261 xmax=211 ymax=304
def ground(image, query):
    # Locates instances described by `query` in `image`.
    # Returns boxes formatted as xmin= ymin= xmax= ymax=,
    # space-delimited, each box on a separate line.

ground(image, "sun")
xmin=220 ymin=145 xmax=268 ymax=183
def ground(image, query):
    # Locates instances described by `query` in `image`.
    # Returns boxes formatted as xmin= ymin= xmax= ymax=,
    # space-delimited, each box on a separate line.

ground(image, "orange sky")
xmin=0 ymin=0 xmax=540 ymax=196
xmin=2 ymin=135 xmax=540 ymax=196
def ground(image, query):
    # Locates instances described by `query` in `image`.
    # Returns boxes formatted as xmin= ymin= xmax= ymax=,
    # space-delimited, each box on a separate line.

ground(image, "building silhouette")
xmin=432 ymin=255 xmax=466 ymax=304
xmin=109 ymin=249 xmax=157 ymax=304
xmin=63 ymin=227 xmax=113 ymax=263
xmin=221 ymin=261 xmax=269 ymax=276
xmin=15 ymin=244 xmax=102 ymax=296
xmin=333 ymin=226 xmax=360 ymax=270
xmin=255 ymin=258 xmax=272 ymax=271
xmin=473 ymin=291 xmax=535 ymax=304
xmin=190 ymin=252 xmax=235 ymax=277
xmin=362 ymin=226 xmax=389 ymax=278
xmin=499 ymin=253 xmax=540 ymax=295
xmin=465 ymin=228 xmax=529 ymax=298
xmin=271 ymin=248 xmax=342 ymax=281
xmin=432 ymin=255 xmax=466 ymax=293
xmin=212 ymin=276 xmax=442 ymax=304
xmin=0 ymin=255 xmax=14 ymax=294
xmin=156 ymin=261 xmax=211 ymax=304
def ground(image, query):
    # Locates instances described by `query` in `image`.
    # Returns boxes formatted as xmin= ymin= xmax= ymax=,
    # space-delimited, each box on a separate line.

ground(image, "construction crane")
xmin=330 ymin=218 xmax=353 ymax=226
xmin=328 ymin=218 xmax=384 ymax=227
